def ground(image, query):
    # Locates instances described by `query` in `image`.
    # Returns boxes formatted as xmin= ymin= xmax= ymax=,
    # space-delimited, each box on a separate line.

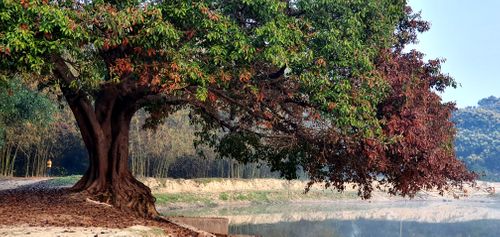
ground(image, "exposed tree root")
xmin=71 ymin=173 xmax=160 ymax=219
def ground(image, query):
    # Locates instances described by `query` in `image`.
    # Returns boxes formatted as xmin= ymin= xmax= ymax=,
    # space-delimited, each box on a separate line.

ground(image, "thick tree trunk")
xmin=51 ymin=54 xmax=170 ymax=218
xmin=61 ymin=85 xmax=159 ymax=218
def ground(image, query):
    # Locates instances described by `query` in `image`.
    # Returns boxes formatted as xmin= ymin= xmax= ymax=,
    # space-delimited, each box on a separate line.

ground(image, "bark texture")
xmin=52 ymin=56 xmax=160 ymax=218
xmin=63 ymin=85 xmax=159 ymax=218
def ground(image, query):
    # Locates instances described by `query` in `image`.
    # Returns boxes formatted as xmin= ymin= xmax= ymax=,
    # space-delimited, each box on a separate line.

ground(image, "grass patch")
xmin=216 ymin=191 xmax=272 ymax=203
xmin=235 ymin=193 xmax=247 ymax=201
xmin=154 ymin=193 xmax=214 ymax=206
xmin=46 ymin=175 xmax=81 ymax=187
xmin=219 ymin=192 xmax=229 ymax=201
xmin=157 ymin=190 xmax=357 ymax=206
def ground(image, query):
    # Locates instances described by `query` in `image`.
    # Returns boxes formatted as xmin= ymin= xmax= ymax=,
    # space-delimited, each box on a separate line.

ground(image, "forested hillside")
xmin=454 ymin=96 xmax=500 ymax=180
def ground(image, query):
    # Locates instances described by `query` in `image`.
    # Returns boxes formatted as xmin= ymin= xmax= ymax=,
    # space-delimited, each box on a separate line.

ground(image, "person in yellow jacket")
xmin=47 ymin=159 xmax=52 ymax=177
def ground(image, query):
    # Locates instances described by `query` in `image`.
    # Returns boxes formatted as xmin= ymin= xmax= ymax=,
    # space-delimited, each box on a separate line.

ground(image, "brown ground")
xmin=0 ymin=181 xmax=197 ymax=237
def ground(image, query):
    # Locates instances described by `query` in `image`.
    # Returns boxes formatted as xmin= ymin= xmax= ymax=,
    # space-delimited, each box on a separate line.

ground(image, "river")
xmin=162 ymin=197 xmax=500 ymax=237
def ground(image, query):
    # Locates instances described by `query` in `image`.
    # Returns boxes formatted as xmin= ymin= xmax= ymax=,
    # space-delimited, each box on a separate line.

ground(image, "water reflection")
xmin=162 ymin=199 xmax=500 ymax=237
xmin=230 ymin=219 xmax=500 ymax=237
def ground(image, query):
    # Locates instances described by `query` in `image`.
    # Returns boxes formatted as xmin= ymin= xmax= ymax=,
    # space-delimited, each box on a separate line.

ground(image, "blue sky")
xmin=407 ymin=0 xmax=500 ymax=108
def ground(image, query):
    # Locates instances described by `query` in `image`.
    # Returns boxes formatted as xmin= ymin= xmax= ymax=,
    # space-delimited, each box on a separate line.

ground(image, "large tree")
xmin=0 ymin=0 xmax=474 ymax=217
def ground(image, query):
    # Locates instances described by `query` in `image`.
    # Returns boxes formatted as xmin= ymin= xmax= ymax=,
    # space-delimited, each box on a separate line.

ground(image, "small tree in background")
xmin=0 ymin=1 xmax=474 ymax=217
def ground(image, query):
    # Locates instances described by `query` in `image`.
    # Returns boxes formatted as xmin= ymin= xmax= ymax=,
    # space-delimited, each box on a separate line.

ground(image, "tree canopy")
xmin=0 ymin=0 xmax=474 ymax=217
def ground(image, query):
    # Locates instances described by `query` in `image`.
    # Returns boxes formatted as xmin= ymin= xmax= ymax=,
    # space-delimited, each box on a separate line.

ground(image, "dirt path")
xmin=0 ymin=225 xmax=168 ymax=237
xmin=0 ymin=178 xmax=198 ymax=237
xmin=0 ymin=177 xmax=51 ymax=191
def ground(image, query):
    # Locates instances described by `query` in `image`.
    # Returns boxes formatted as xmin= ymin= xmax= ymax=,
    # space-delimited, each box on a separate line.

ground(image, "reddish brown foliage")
xmin=113 ymin=57 xmax=133 ymax=75
xmin=207 ymin=91 xmax=217 ymax=103
xmin=185 ymin=29 xmax=196 ymax=40
xmin=20 ymin=0 xmax=29 ymax=8
xmin=19 ymin=23 xmax=29 ymax=31
xmin=239 ymin=70 xmax=252 ymax=83
xmin=315 ymin=58 xmax=326 ymax=67
xmin=219 ymin=70 xmax=231 ymax=82
xmin=302 ymin=50 xmax=475 ymax=198
xmin=327 ymin=102 xmax=336 ymax=111
xmin=102 ymin=40 xmax=110 ymax=50
xmin=121 ymin=37 xmax=129 ymax=47
xmin=374 ymin=50 xmax=476 ymax=196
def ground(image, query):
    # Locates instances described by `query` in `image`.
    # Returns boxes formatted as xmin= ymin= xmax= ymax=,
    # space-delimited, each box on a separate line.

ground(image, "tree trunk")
xmin=61 ymin=85 xmax=159 ymax=218
xmin=9 ymin=145 xmax=18 ymax=176
xmin=51 ymin=54 xmax=167 ymax=218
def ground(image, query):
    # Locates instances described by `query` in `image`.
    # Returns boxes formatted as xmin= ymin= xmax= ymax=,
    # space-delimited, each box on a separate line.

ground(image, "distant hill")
xmin=453 ymin=96 xmax=500 ymax=180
